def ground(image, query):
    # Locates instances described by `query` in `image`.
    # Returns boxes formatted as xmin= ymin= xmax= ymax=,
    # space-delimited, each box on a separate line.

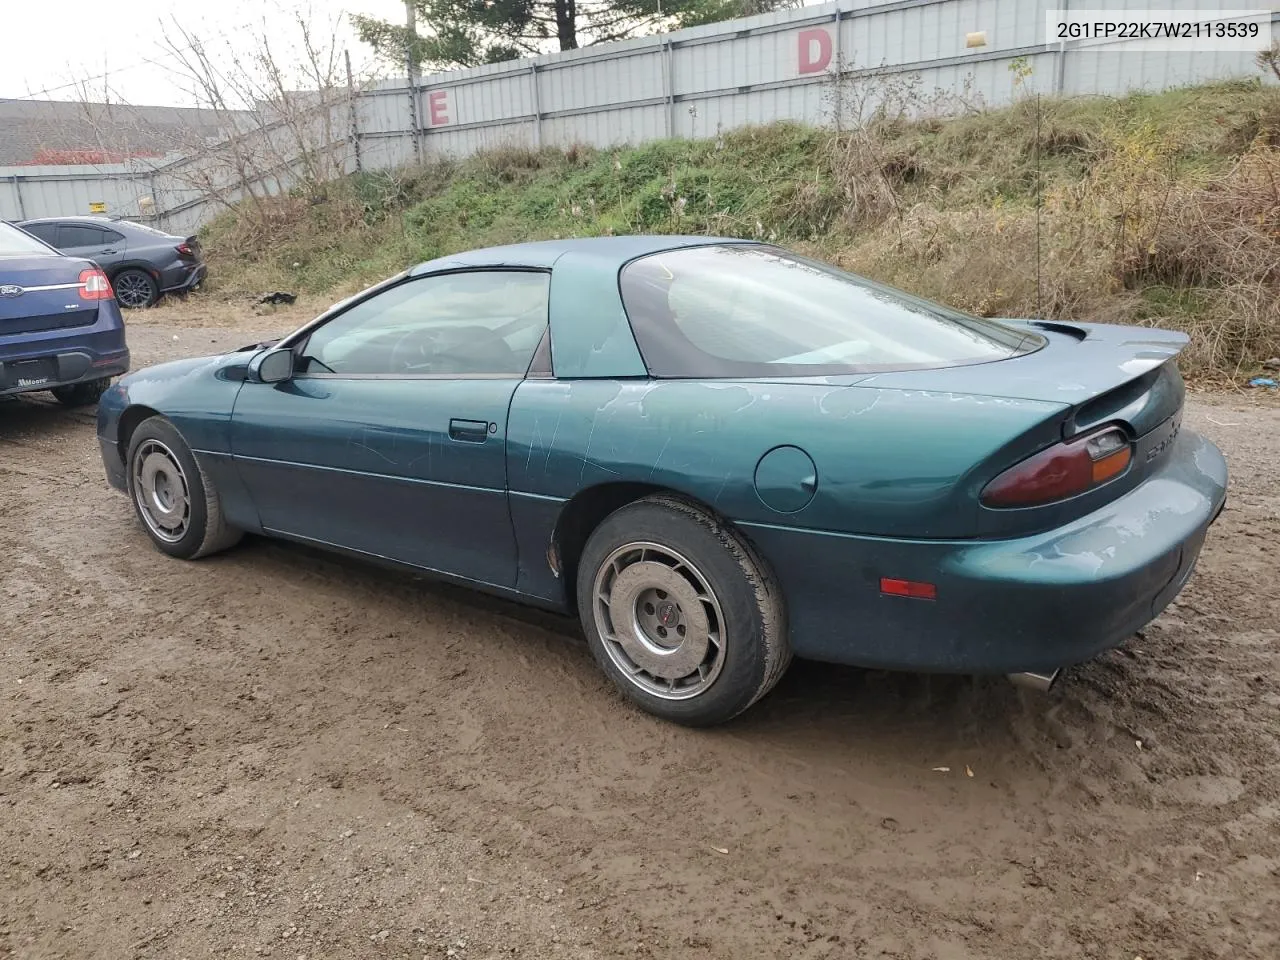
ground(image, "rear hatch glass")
xmin=619 ymin=244 xmax=1044 ymax=378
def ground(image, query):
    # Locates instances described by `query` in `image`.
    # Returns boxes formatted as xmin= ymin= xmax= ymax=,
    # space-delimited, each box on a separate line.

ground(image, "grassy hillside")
xmin=201 ymin=78 xmax=1280 ymax=377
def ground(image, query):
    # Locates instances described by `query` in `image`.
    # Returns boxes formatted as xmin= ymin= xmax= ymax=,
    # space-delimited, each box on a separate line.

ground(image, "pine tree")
xmin=353 ymin=0 xmax=800 ymax=71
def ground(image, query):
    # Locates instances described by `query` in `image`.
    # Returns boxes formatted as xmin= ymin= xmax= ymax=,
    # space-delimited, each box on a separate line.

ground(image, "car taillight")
xmin=981 ymin=426 xmax=1132 ymax=508
xmin=79 ymin=268 xmax=114 ymax=301
xmin=176 ymin=242 xmax=194 ymax=257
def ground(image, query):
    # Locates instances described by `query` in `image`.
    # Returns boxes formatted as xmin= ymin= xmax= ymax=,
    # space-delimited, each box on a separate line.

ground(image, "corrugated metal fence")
xmin=3 ymin=0 xmax=1276 ymax=234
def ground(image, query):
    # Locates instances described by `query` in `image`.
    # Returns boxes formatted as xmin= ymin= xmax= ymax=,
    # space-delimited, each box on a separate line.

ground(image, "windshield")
xmin=0 ymin=222 xmax=58 ymax=257
xmin=619 ymin=244 xmax=1044 ymax=378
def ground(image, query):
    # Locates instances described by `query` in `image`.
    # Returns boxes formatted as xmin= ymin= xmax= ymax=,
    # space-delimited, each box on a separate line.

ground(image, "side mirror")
xmin=249 ymin=347 xmax=294 ymax=384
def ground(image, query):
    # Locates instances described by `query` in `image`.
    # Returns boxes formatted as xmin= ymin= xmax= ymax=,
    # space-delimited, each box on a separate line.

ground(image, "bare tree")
xmin=153 ymin=5 xmax=365 ymax=234
xmin=1257 ymin=40 xmax=1280 ymax=82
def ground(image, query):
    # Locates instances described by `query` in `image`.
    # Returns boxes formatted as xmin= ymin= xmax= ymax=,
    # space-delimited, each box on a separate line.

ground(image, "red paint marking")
xmin=428 ymin=90 xmax=450 ymax=126
xmin=798 ymin=28 xmax=833 ymax=75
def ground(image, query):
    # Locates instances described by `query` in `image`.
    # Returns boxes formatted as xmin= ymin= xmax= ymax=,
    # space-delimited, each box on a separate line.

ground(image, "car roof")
xmin=18 ymin=215 xmax=147 ymax=230
xmin=19 ymin=215 xmax=112 ymax=224
xmin=407 ymin=235 xmax=750 ymax=275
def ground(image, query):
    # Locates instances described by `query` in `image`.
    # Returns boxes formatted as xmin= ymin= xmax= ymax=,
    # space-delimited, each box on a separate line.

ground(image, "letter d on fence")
xmin=798 ymin=28 xmax=832 ymax=74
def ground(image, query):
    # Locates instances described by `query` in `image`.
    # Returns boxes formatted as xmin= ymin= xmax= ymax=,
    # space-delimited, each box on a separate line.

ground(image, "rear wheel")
xmin=576 ymin=495 xmax=790 ymax=727
xmin=126 ymin=416 xmax=242 ymax=559
xmin=113 ymin=269 xmax=158 ymax=308
xmin=50 ymin=378 xmax=109 ymax=407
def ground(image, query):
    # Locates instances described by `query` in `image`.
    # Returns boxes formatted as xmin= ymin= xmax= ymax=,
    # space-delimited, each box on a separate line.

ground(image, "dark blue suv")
xmin=0 ymin=220 xmax=129 ymax=405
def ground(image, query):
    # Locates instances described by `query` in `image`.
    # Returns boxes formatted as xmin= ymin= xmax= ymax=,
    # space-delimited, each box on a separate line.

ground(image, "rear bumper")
xmin=0 ymin=345 xmax=129 ymax=397
xmin=161 ymin=262 xmax=207 ymax=294
xmin=743 ymin=429 xmax=1228 ymax=674
xmin=1 ymin=301 xmax=129 ymax=398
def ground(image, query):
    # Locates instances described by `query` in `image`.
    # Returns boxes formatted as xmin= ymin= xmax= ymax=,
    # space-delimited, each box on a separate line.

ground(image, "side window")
xmin=57 ymin=224 xmax=107 ymax=248
xmin=22 ymin=223 xmax=58 ymax=245
xmin=298 ymin=270 xmax=550 ymax=377
xmin=101 ymin=228 xmax=125 ymax=244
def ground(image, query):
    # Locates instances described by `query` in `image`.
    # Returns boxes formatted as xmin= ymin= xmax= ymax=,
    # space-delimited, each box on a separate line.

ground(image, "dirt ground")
xmin=2 ymin=301 xmax=1278 ymax=960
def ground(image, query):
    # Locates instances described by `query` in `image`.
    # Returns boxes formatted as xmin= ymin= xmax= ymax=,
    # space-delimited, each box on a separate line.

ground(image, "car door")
xmin=229 ymin=268 xmax=551 ymax=589
xmin=56 ymin=223 xmax=127 ymax=270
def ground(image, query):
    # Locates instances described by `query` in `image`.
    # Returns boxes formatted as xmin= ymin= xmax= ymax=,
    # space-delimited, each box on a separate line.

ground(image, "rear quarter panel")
xmin=506 ymin=378 xmax=1066 ymax=601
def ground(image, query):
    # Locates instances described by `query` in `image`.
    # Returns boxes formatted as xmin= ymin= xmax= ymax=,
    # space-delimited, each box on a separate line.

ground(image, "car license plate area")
xmin=2 ymin=358 xmax=57 ymax=389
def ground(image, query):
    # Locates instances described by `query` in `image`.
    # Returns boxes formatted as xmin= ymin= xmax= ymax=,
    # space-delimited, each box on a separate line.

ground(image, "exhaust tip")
xmin=1007 ymin=669 xmax=1061 ymax=693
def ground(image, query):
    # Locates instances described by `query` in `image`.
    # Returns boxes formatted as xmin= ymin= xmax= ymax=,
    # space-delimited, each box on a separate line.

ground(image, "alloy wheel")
xmin=114 ymin=273 xmax=153 ymax=307
xmin=132 ymin=439 xmax=191 ymax=543
xmin=592 ymin=541 xmax=727 ymax=700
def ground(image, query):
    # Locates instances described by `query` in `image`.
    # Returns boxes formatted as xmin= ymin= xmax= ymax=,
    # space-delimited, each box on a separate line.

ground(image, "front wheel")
xmin=576 ymin=495 xmax=790 ymax=727
xmin=51 ymin=378 xmax=109 ymax=407
xmin=126 ymin=416 xmax=242 ymax=559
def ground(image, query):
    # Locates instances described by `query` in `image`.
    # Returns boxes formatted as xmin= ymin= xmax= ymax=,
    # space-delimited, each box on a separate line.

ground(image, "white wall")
xmin=2 ymin=0 xmax=1275 ymax=232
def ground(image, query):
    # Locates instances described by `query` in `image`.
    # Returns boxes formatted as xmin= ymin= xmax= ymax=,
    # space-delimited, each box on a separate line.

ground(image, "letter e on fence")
xmin=428 ymin=90 xmax=451 ymax=126
xmin=798 ymin=29 xmax=832 ymax=74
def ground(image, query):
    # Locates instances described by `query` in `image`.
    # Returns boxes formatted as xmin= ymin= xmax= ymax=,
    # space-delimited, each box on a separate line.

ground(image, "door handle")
xmin=101 ymin=249 xmax=118 ymax=255
xmin=448 ymin=418 xmax=490 ymax=443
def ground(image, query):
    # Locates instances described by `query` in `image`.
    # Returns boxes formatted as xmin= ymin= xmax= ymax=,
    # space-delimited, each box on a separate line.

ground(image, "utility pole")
xmin=345 ymin=48 xmax=362 ymax=174
xmin=405 ymin=0 xmax=422 ymax=164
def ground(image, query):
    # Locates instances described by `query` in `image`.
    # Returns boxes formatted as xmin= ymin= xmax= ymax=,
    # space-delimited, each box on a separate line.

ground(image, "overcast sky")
xmin=1 ymin=0 xmax=405 ymax=106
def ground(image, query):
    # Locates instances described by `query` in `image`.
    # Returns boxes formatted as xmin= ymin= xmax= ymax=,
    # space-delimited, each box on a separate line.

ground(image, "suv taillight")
xmin=79 ymin=268 xmax=114 ymax=301
xmin=980 ymin=426 xmax=1132 ymax=508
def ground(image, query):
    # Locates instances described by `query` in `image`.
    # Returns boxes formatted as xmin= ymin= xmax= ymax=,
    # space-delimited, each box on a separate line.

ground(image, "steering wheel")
xmin=388 ymin=323 xmax=525 ymax=375
xmin=389 ymin=328 xmax=441 ymax=374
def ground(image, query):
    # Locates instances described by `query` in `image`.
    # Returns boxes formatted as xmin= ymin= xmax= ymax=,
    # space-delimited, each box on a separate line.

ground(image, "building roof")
xmin=0 ymin=99 xmax=248 ymax=166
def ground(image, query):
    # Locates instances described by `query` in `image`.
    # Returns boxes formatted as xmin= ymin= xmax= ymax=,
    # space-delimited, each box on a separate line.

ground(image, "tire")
xmin=576 ymin=495 xmax=790 ymax=727
xmin=125 ymin=416 xmax=242 ymax=560
xmin=50 ymin=378 xmax=109 ymax=407
xmin=113 ymin=268 xmax=159 ymax=308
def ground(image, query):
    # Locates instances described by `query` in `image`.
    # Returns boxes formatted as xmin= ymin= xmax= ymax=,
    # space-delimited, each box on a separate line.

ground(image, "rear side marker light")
xmin=1086 ymin=429 xmax=1131 ymax=483
xmin=982 ymin=426 xmax=1132 ymax=508
xmin=880 ymin=578 xmax=937 ymax=600
xmin=79 ymin=268 xmax=114 ymax=301
xmin=1091 ymin=447 xmax=1131 ymax=484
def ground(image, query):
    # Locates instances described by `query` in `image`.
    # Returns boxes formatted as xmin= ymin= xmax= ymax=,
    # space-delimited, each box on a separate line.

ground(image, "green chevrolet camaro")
xmin=96 ymin=237 xmax=1227 ymax=726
